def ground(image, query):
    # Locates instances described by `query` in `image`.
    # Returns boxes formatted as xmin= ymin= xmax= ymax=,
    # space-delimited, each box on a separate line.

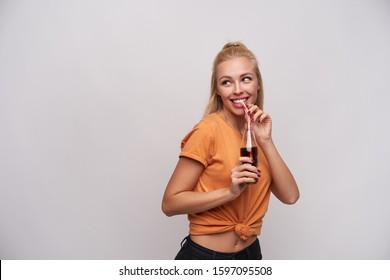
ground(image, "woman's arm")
xmin=162 ymin=156 xmax=259 ymax=216
xmin=247 ymin=104 xmax=300 ymax=205
xmin=162 ymin=157 xmax=234 ymax=216
xmin=259 ymin=139 xmax=300 ymax=204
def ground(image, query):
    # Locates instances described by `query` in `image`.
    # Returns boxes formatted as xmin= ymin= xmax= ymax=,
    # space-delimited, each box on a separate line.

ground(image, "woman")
xmin=162 ymin=42 xmax=299 ymax=260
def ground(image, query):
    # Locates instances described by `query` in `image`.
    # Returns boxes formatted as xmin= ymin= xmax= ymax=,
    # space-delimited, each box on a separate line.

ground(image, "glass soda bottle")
xmin=240 ymin=121 xmax=259 ymax=167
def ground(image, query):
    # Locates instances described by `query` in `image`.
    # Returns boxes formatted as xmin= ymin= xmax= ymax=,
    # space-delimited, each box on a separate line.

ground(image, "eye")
xmin=221 ymin=80 xmax=232 ymax=86
xmin=242 ymin=76 xmax=252 ymax=83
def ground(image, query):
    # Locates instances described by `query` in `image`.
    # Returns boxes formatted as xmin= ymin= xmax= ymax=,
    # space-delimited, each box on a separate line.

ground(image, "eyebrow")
xmin=218 ymin=72 xmax=255 ymax=81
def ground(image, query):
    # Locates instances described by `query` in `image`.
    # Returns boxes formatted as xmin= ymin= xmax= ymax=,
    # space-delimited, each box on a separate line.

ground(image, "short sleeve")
xmin=180 ymin=120 xmax=215 ymax=168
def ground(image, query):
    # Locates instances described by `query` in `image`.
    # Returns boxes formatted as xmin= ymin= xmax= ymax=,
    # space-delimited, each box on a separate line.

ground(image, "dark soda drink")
xmin=240 ymin=146 xmax=258 ymax=167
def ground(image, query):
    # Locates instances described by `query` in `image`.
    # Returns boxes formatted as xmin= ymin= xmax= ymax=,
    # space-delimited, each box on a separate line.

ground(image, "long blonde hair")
xmin=204 ymin=42 xmax=264 ymax=116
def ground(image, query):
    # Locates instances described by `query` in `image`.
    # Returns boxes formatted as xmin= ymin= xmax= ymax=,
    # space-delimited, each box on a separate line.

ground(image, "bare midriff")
xmin=190 ymin=231 xmax=257 ymax=253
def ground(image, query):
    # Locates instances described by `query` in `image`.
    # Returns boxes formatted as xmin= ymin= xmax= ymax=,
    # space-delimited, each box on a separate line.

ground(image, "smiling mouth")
xmin=231 ymin=98 xmax=249 ymax=104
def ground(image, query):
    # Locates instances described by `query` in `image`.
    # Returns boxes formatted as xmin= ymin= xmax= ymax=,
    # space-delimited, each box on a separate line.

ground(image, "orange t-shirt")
xmin=180 ymin=112 xmax=272 ymax=240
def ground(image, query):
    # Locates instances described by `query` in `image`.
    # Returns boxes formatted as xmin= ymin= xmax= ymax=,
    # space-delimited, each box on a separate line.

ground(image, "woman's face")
xmin=216 ymin=57 xmax=259 ymax=117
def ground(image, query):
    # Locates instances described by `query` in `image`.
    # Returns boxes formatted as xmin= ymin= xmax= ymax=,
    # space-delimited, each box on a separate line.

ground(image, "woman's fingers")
xmin=246 ymin=104 xmax=272 ymax=141
xmin=232 ymin=158 xmax=261 ymax=182
xmin=247 ymin=105 xmax=269 ymax=123
xmin=230 ymin=156 xmax=261 ymax=196
xmin=238 ymin=156 xmax=255 ymax=166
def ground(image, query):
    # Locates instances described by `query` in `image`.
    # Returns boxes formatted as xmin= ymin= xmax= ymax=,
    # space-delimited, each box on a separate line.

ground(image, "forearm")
xmin=162 ymin=188 xmax=236 ymax=217
xmin=259 ymin=138 xmax=300 ymax=204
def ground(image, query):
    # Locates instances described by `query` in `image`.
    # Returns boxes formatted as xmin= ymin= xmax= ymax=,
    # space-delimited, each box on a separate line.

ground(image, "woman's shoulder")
xmin=198 ymin=112 xmax=224 ymax=128
xmin=181 ymin=113 xmax=221 ymax=144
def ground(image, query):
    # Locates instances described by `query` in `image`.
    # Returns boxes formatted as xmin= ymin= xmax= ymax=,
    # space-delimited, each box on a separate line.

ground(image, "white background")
xmin=0 ymin=0 xmax=389 ymax=259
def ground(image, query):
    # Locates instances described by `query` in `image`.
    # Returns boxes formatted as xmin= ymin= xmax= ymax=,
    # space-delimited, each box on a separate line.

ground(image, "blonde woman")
xmin=162 ymin=42 xmax=299 ymax=260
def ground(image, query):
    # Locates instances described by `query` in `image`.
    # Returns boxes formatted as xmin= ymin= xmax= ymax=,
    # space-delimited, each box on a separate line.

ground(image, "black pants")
xmin=174 ymin=235 xmax=262 ymax=260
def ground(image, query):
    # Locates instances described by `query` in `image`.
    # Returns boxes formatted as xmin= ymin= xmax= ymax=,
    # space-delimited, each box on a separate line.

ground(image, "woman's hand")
xmin=247 ymin=104 xmax=272 ymax=144
xmin=230 ymin=156 xmax=261 ymax=197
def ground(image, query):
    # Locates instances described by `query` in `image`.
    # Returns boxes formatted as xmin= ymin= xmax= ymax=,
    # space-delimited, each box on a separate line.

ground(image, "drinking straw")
xmin=239 ymin=100 xmax=252 ymax=148
xmin=238 ymin=100 xmax=250 ymax=126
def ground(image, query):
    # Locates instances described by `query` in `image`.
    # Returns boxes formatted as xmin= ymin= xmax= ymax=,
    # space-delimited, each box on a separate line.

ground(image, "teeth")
xmin=232 ymin=99 xmax=247 ymax=104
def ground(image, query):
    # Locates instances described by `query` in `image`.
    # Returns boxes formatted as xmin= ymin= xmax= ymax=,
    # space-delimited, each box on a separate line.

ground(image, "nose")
xmin=233 ymin=81 xmax=243 ymax=95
